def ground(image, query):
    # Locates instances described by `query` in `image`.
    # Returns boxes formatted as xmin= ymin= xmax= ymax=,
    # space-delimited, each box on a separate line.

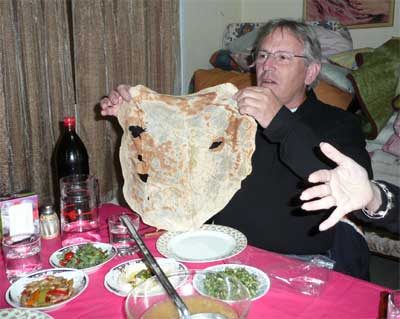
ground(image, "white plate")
xmin=0 ymin=308 xmax=54 ymax=319
xmin=104 ymin=258 xmax=188 ymax=297
xmin=156 ymin=224 xmax=247 ymax=262
xmin=5 ymin=268 xmax=89 ymax=311
xmin=49 ymin=242 xmax=117 ymax=273
xmin=193 ymin=264 xmax=270 ymax=301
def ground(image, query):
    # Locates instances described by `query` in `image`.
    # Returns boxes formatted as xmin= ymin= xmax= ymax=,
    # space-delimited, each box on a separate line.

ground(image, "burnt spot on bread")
xmin=129 ymin=125 xmax=145 ymax=138
xmin=209 ymin=138 xmax=224 ymax=151
xmin=138 ymin=173 xmax=149 ymax=183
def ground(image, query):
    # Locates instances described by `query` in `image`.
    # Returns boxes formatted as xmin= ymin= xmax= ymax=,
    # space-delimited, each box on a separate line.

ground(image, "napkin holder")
xmin=0 ymin=192 xmax=39 ymax=240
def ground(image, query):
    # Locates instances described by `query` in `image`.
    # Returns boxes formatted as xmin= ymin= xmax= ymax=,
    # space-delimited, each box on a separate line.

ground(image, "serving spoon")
xmin=120 ymin=215 xmax=227 ymax=319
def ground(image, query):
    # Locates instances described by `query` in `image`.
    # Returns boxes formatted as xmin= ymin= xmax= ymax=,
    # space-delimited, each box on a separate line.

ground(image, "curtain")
xmin=0 ymin=0 xmax=180 ymax=207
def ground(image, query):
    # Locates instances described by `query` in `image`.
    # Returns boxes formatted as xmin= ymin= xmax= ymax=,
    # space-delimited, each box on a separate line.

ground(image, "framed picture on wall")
xmin=303 ymin=0 xmax=395 ymax=29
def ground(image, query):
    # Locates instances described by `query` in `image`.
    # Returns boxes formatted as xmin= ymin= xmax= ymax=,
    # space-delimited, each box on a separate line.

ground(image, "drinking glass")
xmin=108 ymin=213 xmax=139 ymax=256
xmin=60 ymin=174 xmax=101 ymax=246
xmin=388 ymin=290 xmax=400 ymax=319
xmin=2 ymin=233 xmax=42 ymax=283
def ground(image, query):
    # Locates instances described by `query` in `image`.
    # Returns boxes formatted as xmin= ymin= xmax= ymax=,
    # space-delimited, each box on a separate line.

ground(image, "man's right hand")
xmin=100 ymin=84 xmax=132 ymax=117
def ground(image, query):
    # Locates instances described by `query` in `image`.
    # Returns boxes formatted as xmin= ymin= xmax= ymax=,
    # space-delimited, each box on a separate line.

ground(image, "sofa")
xmin=190 ymin=21 xmax=400 ymax=259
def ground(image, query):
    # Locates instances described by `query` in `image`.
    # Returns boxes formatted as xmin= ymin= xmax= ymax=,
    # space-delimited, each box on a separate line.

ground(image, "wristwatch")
xmin=362 ymin=181 xmax=394 ymax=219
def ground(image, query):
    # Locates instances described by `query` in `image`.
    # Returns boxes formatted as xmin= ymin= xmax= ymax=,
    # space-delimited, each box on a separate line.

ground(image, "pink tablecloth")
xmin=0 ymin=204 xmax=388 ymax=318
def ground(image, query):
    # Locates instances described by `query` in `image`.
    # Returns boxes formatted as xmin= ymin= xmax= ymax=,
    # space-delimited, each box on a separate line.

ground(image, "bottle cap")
xmin=40 ymin=205 xmax=55 ymax=215
xmin=63 ymin=117 xmax=76 ymax=127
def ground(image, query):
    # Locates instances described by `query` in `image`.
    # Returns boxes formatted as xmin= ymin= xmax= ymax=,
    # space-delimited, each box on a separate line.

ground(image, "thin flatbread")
xmin=117 ymin=84 xmax=257 ymax=231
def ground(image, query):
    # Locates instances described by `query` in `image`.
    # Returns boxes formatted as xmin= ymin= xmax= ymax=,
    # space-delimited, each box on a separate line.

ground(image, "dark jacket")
xmin=214 ymin=90 xmax=372 ymax=276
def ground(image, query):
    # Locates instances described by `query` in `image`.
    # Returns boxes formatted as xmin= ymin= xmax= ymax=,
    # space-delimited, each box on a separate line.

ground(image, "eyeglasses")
xmin=254 ymin=50 xmax=307 ymax=65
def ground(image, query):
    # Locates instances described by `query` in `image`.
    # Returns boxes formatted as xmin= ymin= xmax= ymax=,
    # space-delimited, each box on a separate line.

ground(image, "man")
xmin=301 ymin=142 xmax=398 ymax=234
xmin=100 ymin=19 xmax=372 ymax=279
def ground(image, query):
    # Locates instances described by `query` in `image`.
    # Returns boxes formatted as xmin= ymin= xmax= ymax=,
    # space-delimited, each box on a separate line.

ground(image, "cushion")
xmin=230 ymin=52 xmax=255 ymax=72
xmin=223 ymin=20 xmax=353 ymax=71
xmin=319 ymin=63 xmax=354 ymax=94
xmin=366 ymin=111 xmax=399 ymax=153
xmin=209 ymin=49 xmax=241 ymax=71
xmin=383 ymin=112 xmax=400 ymax=157
xmin=193 ymin=69 xmax=256 ymax=92
xmin=348 ymin=37 xmax=400 ymax=139
xmin=312 ymin=25 xmax=353 ymax=62
xmin=313 ymin=80 xmax=353 ymax=110
xmin=117 ymin=84 xmax=257 ymax=231
xmin=193 ymin=68 xmax=351 ymax=110
xmin=393 ymin=77 xmax=400 ymax=109
xmin=328 ymin=48 xmax=374 ymax=70
xmin=369 ymin=150 xmax=400 ymax=187
xmin=222 ymin=23 xmax=264 ymax=49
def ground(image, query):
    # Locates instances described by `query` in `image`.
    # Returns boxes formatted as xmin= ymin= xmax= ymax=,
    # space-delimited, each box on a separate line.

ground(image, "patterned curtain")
xmin=0 ymin=0 xmax=180 ymax=207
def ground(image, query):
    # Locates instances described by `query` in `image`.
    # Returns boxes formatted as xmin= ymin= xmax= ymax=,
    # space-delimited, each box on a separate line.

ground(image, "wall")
xmin=180 ymin=0 xmax=400 ymax=93
xmin=180 ymin=0 xmax=241 ymax=93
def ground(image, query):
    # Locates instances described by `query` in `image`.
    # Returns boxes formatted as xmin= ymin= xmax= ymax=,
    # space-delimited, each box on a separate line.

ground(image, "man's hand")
xmin=100 ymin=84 xmax=131 ymax=117
xmin=234 ymin=86 xmax=282 ymax=128
xmin=300 ymin=142 xmax=374 ymax=231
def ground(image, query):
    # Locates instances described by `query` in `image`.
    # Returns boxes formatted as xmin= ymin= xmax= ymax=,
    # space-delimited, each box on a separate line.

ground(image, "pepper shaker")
xmin=40 ymin=205 xmax=60 ymax=240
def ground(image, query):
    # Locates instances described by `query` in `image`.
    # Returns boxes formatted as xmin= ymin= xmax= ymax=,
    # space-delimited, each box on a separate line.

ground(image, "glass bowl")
xmin=125 ymin=269 xmax=251 ymax=319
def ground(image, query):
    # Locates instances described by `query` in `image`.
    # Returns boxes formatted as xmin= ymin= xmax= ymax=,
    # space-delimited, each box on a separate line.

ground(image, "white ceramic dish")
xmin=0 ymin=308 xmax=54 ymax=319
xmin=49 ymin=242 xmax=117 ymax=273
xmin=5 ymin=268 xmax=89 ymax=311
xmin=104 ymin=257 xmax=188 ymax=297
xmin=194 ymin=264 xmax=270 ymax=301
xmin=156 ymin=224 xmax=247 ymax=262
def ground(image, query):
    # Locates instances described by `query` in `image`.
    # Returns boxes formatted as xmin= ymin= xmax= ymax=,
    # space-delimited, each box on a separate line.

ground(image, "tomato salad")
xmin=58 ymin=243 xmax=110 ymax=269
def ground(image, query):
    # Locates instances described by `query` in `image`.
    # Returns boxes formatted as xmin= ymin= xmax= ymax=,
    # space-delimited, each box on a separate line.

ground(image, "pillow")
xmin=209 ymin=50 xmax=241 ymax=71
xmin=370 ymin=150 xmax=400 ymax=187
xmin=383 ymin=112 xmax=400 ymax=157
xmin=328 ymin=48 xmax=374 ymax=70
xmin=367 ymin=112 xmax=399 ymax=146
xmin=193 ymin=69 xmax=256 ymax=92
xmin=312 ymin=25 xmax=353 ymax=62
xmin=222 ymin=23 xmax=263 ymax=49
xmin=313 ymin=79 xmax=353 ymax=110
xmin=348 ymin=37 xmax=400 ymax=139
xmin=193 ymin=68 xmax=351 ymax=109
xmin=230 ymin=52 xmax=255 ymax=72
xmin=227 ymin=28 xmax=259 ymax=54
xmin=393 ymin=77 xmax=400 ymax=109
xmin=225 ymin=21 xmax=353 ymax=71
xmin=319 ymin=63 xmax=354 ymax=94
xmin=227 ymin=29 xmax=259 ymax=71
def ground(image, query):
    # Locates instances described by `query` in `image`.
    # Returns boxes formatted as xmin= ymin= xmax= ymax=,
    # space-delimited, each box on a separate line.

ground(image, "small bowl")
xmin=49 ymin=242 xmax=117 ymax=273
xmin=125 ymin=269 xmax=251 ymax=319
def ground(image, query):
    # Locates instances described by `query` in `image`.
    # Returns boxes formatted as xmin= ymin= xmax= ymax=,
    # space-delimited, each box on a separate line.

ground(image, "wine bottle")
xmin=56 ymin=117 xmax=89 ymax=180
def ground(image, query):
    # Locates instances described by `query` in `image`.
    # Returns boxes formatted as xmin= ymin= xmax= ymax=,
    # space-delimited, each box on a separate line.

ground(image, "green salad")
xmin=203 ymin=267 xmax=260 ymax=299
xmin=58 ymin=243 xmax=109 ymax=269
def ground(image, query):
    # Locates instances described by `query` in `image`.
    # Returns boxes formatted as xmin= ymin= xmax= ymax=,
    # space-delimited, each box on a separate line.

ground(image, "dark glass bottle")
xmin=56 ymin=117 xmax=89 ymax=180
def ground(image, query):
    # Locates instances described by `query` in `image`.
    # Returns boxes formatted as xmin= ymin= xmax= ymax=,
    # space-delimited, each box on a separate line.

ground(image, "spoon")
xmin=120 ymin=215 xmax=227 ymax=319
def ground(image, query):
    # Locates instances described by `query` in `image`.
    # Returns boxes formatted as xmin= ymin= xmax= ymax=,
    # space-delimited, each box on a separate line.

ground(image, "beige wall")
xmin=181 ymin=0 xmax=400 ymax=93
xmin=180 ymin=0 xmax=241 ymax=93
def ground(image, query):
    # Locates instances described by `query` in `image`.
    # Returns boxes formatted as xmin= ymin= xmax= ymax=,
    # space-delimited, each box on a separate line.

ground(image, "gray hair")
xmin=254 ymin=19 xmax=322 ymax=65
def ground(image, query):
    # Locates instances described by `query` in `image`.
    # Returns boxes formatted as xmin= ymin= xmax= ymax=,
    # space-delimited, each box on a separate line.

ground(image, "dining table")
xmin=0 ymin=203 xmax=390 ymax=318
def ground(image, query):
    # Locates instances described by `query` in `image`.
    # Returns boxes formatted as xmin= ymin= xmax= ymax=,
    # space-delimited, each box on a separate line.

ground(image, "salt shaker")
xmin=39 ymin=205 xmax=60 ymax=239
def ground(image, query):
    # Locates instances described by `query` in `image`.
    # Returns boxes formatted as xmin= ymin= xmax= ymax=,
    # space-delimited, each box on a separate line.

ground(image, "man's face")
xmin=256 ymin=28 xmax=317 ymax=109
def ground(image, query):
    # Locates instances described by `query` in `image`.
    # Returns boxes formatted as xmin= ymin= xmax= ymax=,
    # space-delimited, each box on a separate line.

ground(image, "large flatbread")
xmin=117 ymin=84 xmax=257 ymax=231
